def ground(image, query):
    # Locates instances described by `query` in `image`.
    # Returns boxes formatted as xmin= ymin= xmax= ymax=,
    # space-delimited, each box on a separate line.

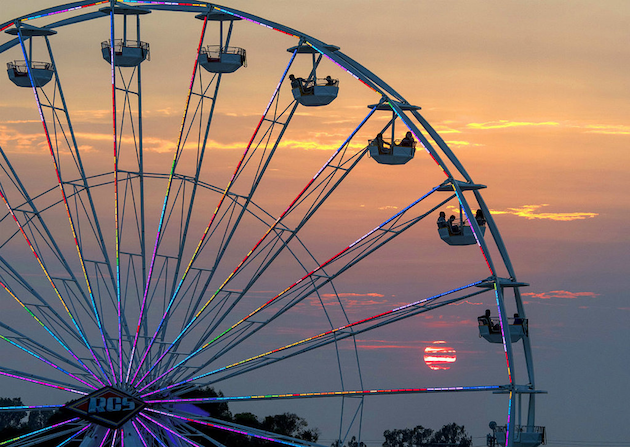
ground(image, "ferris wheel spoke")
xmin=139 ymin=413 xmax=204 ymax=447
xmin=201 ymin=286 xmax=490 ymax=389
xmin=0 ymin=366 xmax=88 ymax=395
xmin=137 ymin=98 xmax=381 ymax=387
xmin=127 ymin=15 xmax=210 ymax=385
xmin=134 ymin=418 xmax=168 ymax=447
xmin=15 ymin=26 xmax=118 ymax=386
xmin=0 ymin=417 xmax=82 ymax=447
xmin=139 ymin=185 xmax=450 ymax=390
xmin=130 ymin=70 xmax=225 ymax=381
xmin=0 ymin=255 xmax=105 ymax=372
xmin=142 ymin=280 xmax=488 ymax=397
xmin=0 ymin=319 xmax=92 ymax=380
xmin=131 ymin=44 xmax=302 ymax=387
xmin=145 ymin=408 xmax=328 ymax=447
xmin=148 ymin=384 xmax=503 ymax=406
xmin=0 ymin=323 xmax=99 ymax=390
xmin=0 ymin=177 xmax=110 ymax=385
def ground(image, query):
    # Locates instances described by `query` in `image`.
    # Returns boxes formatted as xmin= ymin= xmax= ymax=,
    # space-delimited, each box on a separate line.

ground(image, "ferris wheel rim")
xmin=0 ymin=3 xmax=540 ymax=447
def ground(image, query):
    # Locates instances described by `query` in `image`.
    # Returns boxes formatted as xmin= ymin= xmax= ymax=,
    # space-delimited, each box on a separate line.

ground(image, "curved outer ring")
xmin=0 ymin=2 xmax=539 ymax=444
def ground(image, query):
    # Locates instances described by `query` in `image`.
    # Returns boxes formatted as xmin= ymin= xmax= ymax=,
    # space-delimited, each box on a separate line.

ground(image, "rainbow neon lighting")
xmin=111 ymin=428 xmax=119 ymax=447
xmin=494 ymin=282 xmax=512 ymax=384
xmin=140 ymin=413 xmax=203 ymax=447
xmin=145 ymin=408 xmax=313 ymax=447
xmin=98 ymin=429 xmax=112 ymax=447
xmin=134 ymin=46 xmax=300 ymax=388
xmin=142 ymin=279 xmax=482 ymax=397
xmin=16 ymin=24 xmax=115 ymax=386
xmin=138 ymin=103 xmax=377 ymax=391
xmin=109 ymin=3 xmax=123 ymax=386
xmin=0 ymin=179 xmax=105 ymax=387
xmin=0 ymin=404 xmax=63 ymax=411
xmin=135 ymin=418 xmax=168 ymax=447
xmin=0 ymin=417 xmax=80 ymax=446
xmin=131 ymin=421 xmax=149 ymax=447
xmin=146 ymin=385 xmax=501 ymax=405
xmin=0 ymin=333 xmax=96 ymax=390
xmin=58 ymin=424 xmax=91 ymax=447
xmin=0 ymin=278 xmax=101 ymax=388
xmin=0 ymin=2 xmax=109 ymax=32
xmin=0 ymin=370 xmax=87 ymax=395
xmin=129 ymin=16 xmax=209 ymax=385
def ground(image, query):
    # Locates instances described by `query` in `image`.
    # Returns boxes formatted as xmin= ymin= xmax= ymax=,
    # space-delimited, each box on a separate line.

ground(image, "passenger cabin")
xmin=287 ymin=44 xmax=340 ymax=107
xmin=367 ymin=138 xmax=415 ymax=165
xmin=366 ymin=102 xmax=421 ymax=165
xmin=291 ymin=77 xmax=339 ymax=106
xmin=478 ymin=316 xmax=527 ymax=344
xmin=7 ymin=61 xmax=54 ymax=87
xmin=99 ymin=4 xmax=150 ymax=67
xmin=438 ymin=221 xmax=486 ymax=246
xmin=196 ymin=12 xmax=246 ymax=74
xmin=4 ymin=24 xmax=56 ymax=88
xmin=199 ymin=45 xmax=246 ymax=73
xmin=491 ymin=425 xmax=546 ymax=447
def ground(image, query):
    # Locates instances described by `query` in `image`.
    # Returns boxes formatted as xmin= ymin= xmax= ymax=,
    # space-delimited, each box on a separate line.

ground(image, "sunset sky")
xmin=0 ymin=2 xmax=628 ymax=447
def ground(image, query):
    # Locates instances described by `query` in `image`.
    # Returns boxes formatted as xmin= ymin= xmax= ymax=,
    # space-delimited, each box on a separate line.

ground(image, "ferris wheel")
xmin=0 ymin=2 xmax=545 ymax=447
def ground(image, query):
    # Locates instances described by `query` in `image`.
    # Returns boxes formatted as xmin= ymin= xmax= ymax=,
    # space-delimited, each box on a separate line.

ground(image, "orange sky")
xmin=0 ymin=2 xmax=628 ymax=447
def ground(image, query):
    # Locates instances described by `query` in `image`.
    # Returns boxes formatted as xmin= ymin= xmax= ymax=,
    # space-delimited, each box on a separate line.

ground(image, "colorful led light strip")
xmin=140 ymin=413 xmax=203 ymax=447
xmin=134 ymin=45 xmax=300 ymax=389
xmin=0 ymin=370 xmax=87 ymax=395
xmin=214 ymin=7 xmax=379 ymax=94
xmin=145 ymin=408 xmax=313 ymax=447
xmin=129 ymin=15 xmax=209 ymax=386
xmin=0 ymin=333 xmax=96 ymax=390
xmin=494 ymin=283 xmax=512 ymax=384
xmin=0 ymin=417 xmax=80 ymax=446
xmin=98 ymin=429 xmax=112 ymax=447
xmin=109 ymin=2 xmax=123 ymax=386
xmin=0 ymin=404 xmax=63 ymax=411
xmin=111 ymin=428 xmax=119 ymax=447
xmin=0 ymin=176 xmax=105 ymax=387
xmin=0 ymin=278 xmax=101 ymax=388
xmin=138 ymin=103 xmax=377 ymax=391
xmin=131 ymin=421 xmax=149 ymax=447
xmin=146 ymin=385 xmax=501 ymax=404
xmin=17 ymin=24 xmax=115 ymax=386
xmin=135 ymin=418 xmax=168 ymax=447
xmin=142 ymin=278 xmax=481 ymax=397
xmin=58 ymin=424 xmax=91 ymax=447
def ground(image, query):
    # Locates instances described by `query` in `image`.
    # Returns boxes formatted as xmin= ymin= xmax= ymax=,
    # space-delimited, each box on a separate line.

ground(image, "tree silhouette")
xmin=382 ymin=423 xmax=472 ymax=447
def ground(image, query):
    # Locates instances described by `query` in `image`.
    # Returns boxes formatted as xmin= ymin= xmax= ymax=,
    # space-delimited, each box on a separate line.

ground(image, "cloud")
xmin=445 ymin=140 xmax=483 ymax=148
xmin=378 ymin=205 xmax=398 ymax=210
xmin=490 ymin=204 xmax=598 ymax=221
xmin=0 ymin=125 xmax=46 ymax=153
xmin=432 ymin=124 xmax=461 ymax=134
xmin=583 ymin=124 xmax=630 ymax=135
xmin=322 ymin=293 xmax=385 ymax=298
xmin=306 ymin=292 xmax=389 ymax=309
xmin=522 ymin=290 xmax=600 ymax=300
xmin=466 ymin=120 xmax=559 ymax=130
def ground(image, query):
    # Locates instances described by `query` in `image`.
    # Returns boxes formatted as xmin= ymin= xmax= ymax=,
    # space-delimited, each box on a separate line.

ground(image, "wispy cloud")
xmin=445 ymin=140 xmax=483 ymax=148
xmin=490 ymin=204 xmax=598 ymax=221
xmin=583 ymin=124 xmax=630 ymax=135
xmin=466 ymin=120 xmax=559 ymax=130
xmin=523 ymin=290 xmax=600 ymax=300
xmin=322 ymin=293 xmax=385 ymax=298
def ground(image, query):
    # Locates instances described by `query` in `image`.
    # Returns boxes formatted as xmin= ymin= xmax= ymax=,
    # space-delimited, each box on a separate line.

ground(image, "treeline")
xmin=1 ymin=390 xmax=472 ymax=447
